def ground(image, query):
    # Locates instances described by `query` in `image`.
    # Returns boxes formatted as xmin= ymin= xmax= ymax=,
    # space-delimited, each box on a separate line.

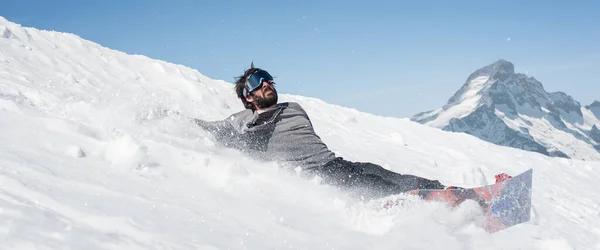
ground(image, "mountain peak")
xmin=466 ymin=59 xmax=515 ymax=83
xmin=589 ymin=100 xmax=600 ymax=108
xmin=412 ymin=59 xmax=600 ymax=161
xmin=586 ymin=100 xmax=600 ymax=120
xmin=489 ymin=59 xmax=515 ymax=71
xmin=445 ymin=59 xmax=516 ymax=106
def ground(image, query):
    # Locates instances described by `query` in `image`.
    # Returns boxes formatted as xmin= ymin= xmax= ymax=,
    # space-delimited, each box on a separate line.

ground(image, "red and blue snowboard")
xmin=406 ymin=168 xmax=533 ymax=233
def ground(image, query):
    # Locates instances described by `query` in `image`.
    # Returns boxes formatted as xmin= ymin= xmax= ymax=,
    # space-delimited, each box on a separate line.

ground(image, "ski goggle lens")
xmin=244 ymin=70 xmax=274 ymax=96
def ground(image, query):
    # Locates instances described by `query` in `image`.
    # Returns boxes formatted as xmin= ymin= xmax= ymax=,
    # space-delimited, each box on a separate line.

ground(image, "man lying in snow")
xmin=193 ymin=65 xmax=455 ymax=199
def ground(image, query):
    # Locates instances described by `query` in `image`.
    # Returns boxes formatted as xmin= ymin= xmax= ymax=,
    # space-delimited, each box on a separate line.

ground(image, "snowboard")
xmin=406 ymin=168 xmax=533 ymax=233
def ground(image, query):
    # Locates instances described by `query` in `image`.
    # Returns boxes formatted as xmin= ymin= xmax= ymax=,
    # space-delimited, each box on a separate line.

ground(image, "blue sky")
xmin=2 ymin=0 xmax=599 ymax=117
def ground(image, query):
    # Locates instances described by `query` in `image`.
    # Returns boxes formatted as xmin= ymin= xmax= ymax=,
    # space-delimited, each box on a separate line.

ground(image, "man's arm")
xmin=193 ymin=118 xmax=234 ymax=138
xmin=192 ymin=117 xmax=247 ymax=150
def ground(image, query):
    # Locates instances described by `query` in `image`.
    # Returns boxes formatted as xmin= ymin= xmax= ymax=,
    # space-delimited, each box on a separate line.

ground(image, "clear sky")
xmin=2 ymin=0 xmax=599 ymax=118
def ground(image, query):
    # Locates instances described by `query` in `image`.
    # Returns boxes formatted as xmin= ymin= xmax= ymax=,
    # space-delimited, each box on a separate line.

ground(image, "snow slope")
xmin=412 ymin=59 xmax=600 ymax=161
xmin=2 ymin=16 xmax=600 ymax=250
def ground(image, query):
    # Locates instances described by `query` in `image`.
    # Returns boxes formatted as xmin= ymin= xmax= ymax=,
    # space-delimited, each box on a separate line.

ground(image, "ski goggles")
xmin=243 ymin=69 xmax=274 ymax=96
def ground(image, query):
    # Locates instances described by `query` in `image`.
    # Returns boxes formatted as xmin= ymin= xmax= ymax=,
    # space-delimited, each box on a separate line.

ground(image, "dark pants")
xmin=313 ymin=157 xmax=445 ymax=199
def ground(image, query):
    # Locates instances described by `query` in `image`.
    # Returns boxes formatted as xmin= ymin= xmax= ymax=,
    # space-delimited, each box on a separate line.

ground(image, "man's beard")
xmin=253 ymin=89 xmax=278 ymax=109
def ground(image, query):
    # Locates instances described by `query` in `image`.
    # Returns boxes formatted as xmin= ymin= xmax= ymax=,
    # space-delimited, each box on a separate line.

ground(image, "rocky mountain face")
xmin=411 ymin=60 xmax=600 ymax=161
xmin=586 ymin=101 xmax=600 ymax=120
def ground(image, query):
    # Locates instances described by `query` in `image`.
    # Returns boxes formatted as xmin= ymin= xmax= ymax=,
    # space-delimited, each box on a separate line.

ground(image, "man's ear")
xmin=245 ymin=94 xmax=254 ymax=104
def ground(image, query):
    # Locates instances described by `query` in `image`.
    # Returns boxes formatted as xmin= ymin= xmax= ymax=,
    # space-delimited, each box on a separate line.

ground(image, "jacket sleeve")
xmin=192 ymin=117 xmax=247 ymax=150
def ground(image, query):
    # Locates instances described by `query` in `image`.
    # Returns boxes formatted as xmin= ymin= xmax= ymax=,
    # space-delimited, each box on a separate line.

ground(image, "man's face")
xmin=248 ymin=80 xmax=278 ymax=109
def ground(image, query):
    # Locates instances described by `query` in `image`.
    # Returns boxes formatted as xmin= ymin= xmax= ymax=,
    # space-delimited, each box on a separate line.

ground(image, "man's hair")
xmin=234 ymin=64 xmax=262 ymax=110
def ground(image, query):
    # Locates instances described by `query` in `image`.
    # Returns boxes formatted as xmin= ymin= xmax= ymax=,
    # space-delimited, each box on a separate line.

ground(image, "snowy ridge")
xmin=412 ymin=59 xmax=600 ymax=161
xmin=2 ymin=17 xmax=600 ymax=249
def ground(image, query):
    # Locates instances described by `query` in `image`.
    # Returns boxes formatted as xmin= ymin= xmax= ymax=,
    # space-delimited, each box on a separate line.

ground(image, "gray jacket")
xmin=194 ymin=102 xmax=337 ymax=170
